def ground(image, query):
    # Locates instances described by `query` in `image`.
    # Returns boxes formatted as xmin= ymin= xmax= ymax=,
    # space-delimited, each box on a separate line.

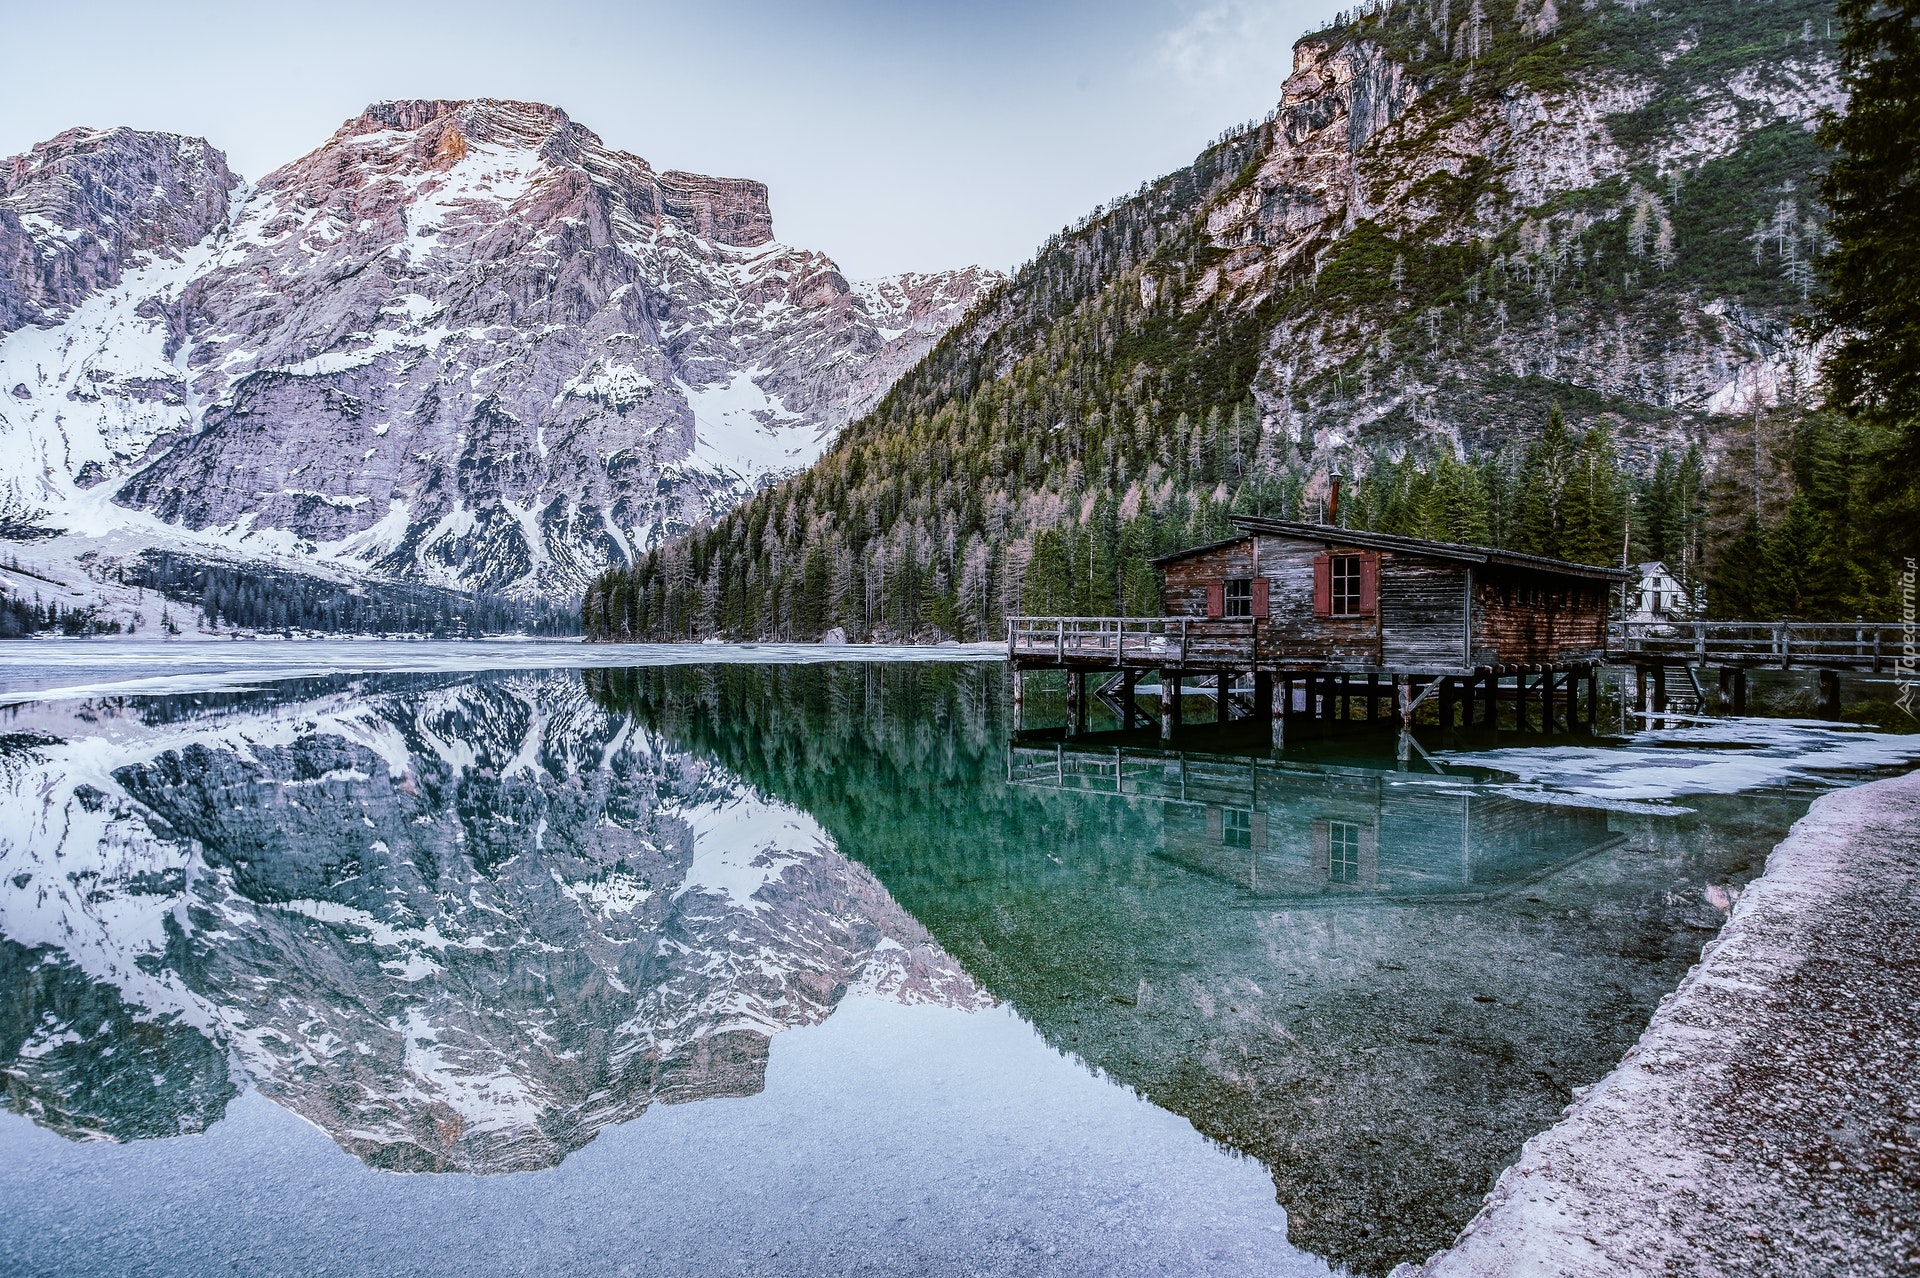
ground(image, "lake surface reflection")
xmin=1 ymin=659 xmax=1913 ymax=1276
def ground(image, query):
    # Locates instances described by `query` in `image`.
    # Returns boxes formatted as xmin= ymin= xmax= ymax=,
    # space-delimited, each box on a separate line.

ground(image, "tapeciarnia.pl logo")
xmin=1899 ymin=558 xmax=1917 ymax=720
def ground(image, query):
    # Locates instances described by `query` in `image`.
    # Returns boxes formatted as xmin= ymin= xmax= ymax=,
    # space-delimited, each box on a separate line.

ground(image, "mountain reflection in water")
xmin=0 ymin=661 xmax=1884 ymax=1276
xmin=0 ymin=672 xmax=984 ymax=1176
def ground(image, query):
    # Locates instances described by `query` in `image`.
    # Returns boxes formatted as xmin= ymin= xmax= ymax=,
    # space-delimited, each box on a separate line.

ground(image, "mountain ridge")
xmin=586 ymin=0 xmax=1841 ymax=641
xmin=0 ymin=99 xmax=1000 ymax=618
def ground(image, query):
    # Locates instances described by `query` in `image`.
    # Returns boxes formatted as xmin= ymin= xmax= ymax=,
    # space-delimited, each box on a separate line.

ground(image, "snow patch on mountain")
xmin=0 ymin=103 xmax=1001 ymax=602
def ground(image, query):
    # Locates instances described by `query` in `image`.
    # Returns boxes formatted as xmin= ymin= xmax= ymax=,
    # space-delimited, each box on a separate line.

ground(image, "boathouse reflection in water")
xmin=1006 ymin=742 xmax=1618 ymax=902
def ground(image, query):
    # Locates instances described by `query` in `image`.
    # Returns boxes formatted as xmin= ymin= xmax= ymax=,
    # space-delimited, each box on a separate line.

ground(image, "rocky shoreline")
xmin=1391 ymin=768 xmax=1920 ymax=1277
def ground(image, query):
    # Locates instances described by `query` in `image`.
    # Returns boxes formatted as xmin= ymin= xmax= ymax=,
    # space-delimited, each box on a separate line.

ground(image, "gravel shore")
xmin=1393 ymin=768 xmax=1920 ymax=1277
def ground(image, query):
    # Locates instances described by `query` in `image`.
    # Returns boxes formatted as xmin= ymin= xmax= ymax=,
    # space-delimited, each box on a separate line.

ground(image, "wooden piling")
xmin=1820 ymin=668 xmax=1842 ymax=720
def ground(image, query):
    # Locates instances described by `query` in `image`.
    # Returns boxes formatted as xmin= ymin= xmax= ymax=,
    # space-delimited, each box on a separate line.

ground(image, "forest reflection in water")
xmin=587 ymin=662 xmax=1844 ymax=1274
xmin=0 ymin=660 xmax=1897 ymax=1276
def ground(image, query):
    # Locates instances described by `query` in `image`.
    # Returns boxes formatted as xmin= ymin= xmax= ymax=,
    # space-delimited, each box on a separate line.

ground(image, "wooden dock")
xmin=1611 ymin=620 xmax=1902 ymax=718
xmin=1007 ymin=616 xmax=1904 ymax=737
xmin=1006 ymin=616 xmax=1604 ymax=744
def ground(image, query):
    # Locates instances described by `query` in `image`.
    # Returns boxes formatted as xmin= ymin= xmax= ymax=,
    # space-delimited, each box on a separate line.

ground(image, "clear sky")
xmin=0 ymin=0 xmax=1345 ymax=280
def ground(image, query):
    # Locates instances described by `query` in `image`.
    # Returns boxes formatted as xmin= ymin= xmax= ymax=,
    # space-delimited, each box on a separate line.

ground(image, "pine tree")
xmin=1428 ymin=448 xmax=1492 ymax=545
xmin=1812 ymin=0 xmax=1920 ymax=441
xmin=1514 ymin=405 xmax=1576 ymax=558
xmin=1809 ymin=0 xmax=1920 ymax=563
xmin=1558 ymin=424 xmax=1628 ymax=566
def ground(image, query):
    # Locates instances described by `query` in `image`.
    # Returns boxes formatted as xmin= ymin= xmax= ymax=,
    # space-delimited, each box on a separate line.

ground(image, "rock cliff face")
xmin=0 ymin=102 xmax=998 ymax=597
xmin=1197 ymin=12 xmax=1843 ymax=464
xmin=0 ymin=126 xmax=236 ymax=333
xmin=0 ymin=674 xmax=989 ymax=1172
xmin=596 ymin=0 xmax=1847 ymax=642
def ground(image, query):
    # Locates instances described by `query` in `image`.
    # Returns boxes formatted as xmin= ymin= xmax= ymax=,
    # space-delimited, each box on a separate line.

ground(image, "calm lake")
xmin=2 ymin=647 xmax=1916 ymax=1276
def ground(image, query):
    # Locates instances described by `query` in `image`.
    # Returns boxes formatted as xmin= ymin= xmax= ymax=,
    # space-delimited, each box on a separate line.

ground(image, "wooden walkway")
xmin=1006 ymin=616 xmax=1902 ymax=736
xmin=1611 ymin=620 xmax=1902 ymax=672
xmin=1008 ymin=617 xmax=1906 ymax=674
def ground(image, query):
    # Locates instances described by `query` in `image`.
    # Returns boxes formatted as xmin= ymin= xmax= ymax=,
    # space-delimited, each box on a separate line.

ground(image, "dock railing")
xmin=1007 ymin=616 xmax=1258 ymax=667
xmin=1610 ymin=619 xmax=1901 ymax=671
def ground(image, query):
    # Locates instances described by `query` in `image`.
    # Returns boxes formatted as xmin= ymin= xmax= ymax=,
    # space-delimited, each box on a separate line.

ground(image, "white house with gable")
xmin=1626 ymin=561 xmax=1698 ymax=623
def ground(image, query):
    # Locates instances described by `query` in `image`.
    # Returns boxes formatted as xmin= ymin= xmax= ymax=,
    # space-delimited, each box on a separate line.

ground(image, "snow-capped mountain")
xmin=0 ymin=673 xmax=989 ymax=1171
xmin=0 ymin=101 xmax=1000 ymax=599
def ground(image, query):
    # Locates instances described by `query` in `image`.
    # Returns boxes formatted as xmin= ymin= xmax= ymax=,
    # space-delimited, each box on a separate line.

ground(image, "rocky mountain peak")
xmin=0 ymin=126 xmax=235 ymax=333
xmin=0 ymin=102 xmax=999 ymax=604
xmin=656 ymin=170 xmax=773 ymax=248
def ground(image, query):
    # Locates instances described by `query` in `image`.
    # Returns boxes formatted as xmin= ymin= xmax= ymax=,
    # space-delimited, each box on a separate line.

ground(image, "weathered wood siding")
xmin=1153 ymin=534 xmax=1612 ymax=670
xmin=1379 ymin=559 xmax=1470 ymax=668
xmin=1471 ymin=569 xmax=1610 ymax=664
xmin=1160 ymin=539 xmax=1256 ymax=616
xmin=1250 ymin=537 xmax=1381 ymax=666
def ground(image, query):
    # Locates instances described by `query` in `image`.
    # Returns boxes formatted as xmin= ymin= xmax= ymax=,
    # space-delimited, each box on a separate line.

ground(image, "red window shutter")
xmin=1251 ymin=577 xmax=1270 ymax=618
xmin=1312 ymin=555 xmax=1331 ymax=617
xmin=1359 ymin=554 xmax=1379 ymax=615
xmin=1206 ymin=579 xmax=1225 ymax=618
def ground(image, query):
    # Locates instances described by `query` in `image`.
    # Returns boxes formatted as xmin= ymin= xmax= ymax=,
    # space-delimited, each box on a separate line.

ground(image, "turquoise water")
xmin=2 ymin=655 xmax=1915 ymax=1275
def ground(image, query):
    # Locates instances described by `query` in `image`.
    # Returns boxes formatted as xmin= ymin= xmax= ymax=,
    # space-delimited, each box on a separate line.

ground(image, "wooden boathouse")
xmin=1007 ymin=516 xmax=1635 ymax=744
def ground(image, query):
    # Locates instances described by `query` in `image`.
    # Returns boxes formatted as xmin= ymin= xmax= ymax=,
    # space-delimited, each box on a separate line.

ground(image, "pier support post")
xmin=1733 ymin=667 xmax=1747 ymax=714
xmin=1586 ymin=667 xmax=1599 ymax=729
xmin=1067 ymin=669 xmax=1086 ymax=737
xmin=1012 ymin=667 xmax=1024 ymax=730
xmin=1397 ymin=675 xmax=1413 ymax=730
xmin=1121 ymin=669 xmax=1138 ymax=731
xmin=1217 ymin=671 xmax=1230 ymax=724
xmin=1271 ymin=676 xmax=1287 ymax=751
xmin=1161 ymin=669 xmax=1179 ymax=741
xmin=1652 ymin=663 xmax=1668 ymax=717
xmin=1254 ymin=672 xmax=1273 ymax=725
xmin=1820 ymin=668 xmax=1842 ymax=720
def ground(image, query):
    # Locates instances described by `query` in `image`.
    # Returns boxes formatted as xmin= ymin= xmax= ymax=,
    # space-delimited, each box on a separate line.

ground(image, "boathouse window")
xmin=1313 ymin=553 xmax=1376 ymax=617
xmin=1225 ymin=578 xmax=1253 ymax=617
xmin=1223 ymin=809 xmax=1252 ymax=849
xmin=1332 ymin=557 xmax=1362 ymax=614
xmin=1328 ymin=821 xmax=1362 ymax=884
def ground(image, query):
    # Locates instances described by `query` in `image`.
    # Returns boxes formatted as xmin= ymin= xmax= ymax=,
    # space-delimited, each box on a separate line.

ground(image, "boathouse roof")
xmin=1149 ymin=516 xmax=1635 ymax=582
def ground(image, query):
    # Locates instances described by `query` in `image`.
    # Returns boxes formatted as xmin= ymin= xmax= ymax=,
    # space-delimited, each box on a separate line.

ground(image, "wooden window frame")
xmin=1312 ymin=552 xmax=1379 ymax=618
xmin=1224 ymin=577 xmax=1253 ymax=618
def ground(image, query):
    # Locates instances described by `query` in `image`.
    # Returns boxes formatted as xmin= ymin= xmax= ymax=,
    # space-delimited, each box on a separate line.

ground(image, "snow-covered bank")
xmin=1392 ymin=768 xmax=1920 ymax=1277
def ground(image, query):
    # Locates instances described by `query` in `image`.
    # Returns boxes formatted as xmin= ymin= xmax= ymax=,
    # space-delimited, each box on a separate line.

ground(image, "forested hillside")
xmin=587 ymin=0 xmax=1867 ymax=641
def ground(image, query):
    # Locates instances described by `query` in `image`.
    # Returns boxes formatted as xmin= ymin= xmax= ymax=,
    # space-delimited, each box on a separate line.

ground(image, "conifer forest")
xmin=585 ymin=0 xmax=1911 ymax=642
